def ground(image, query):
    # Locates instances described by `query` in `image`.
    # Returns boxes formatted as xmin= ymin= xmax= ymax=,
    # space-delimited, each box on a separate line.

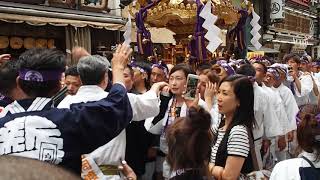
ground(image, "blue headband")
xmin=19 ymin=68 xmax=63 ymax=82
xmin=151 ymin=62 xmax=169 ymax=78
xmin=216 ymin=60 xmax=236 ymax=76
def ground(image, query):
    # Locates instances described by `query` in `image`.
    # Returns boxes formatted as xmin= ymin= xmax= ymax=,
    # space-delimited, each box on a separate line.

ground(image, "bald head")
xmin=71 ymin=47 xmax=90 ymax=63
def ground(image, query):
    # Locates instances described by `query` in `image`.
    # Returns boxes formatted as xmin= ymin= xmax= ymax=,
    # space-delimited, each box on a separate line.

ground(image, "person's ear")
xmin=143 ymin=72 xmax=148 ymax=80
xmin=16 ymin=77 xmax=22 ymax=91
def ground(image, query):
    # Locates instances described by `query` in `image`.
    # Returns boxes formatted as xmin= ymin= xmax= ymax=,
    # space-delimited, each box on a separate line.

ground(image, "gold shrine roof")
xmin=132 ymin=0 xmax=240 ymax=34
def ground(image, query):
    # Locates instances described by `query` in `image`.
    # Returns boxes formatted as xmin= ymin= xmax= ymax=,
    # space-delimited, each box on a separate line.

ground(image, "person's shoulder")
xmin=254 ymin=86 xmax=269 ymax=99
xmin=270 ymin=158 xmax=302 ymax=180
xmin=279 ymin=84 xmax=292 ymax=93
xmin=231 ymin=125 xmax=247 ymax=132
xmin=274 ymin=158 xmax=304 ymax=170
xmin=230 ymin=125 xmax=249 ymax=135
xmin=111 ymin=83 xmax=127 ymax=90
xmin=57 ymin=95 xmax=74 ymax=109
xmin=231 ymin=124 xmax=247 ymax=130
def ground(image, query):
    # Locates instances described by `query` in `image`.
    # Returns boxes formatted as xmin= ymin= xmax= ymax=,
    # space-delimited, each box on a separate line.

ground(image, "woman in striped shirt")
xmin=209 ymin=75 xmax=256 ymax=179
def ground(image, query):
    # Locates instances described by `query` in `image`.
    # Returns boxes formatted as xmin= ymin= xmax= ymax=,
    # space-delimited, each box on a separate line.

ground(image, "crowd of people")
xmin=0 ymin=45 xmax=319 ymax=180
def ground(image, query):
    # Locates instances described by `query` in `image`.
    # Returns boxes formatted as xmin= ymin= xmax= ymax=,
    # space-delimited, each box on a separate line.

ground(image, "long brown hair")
xmin=166 ymin=107 xmax=213 ymax=175
xmin=297 ymin=105 xmax=320 ymax=161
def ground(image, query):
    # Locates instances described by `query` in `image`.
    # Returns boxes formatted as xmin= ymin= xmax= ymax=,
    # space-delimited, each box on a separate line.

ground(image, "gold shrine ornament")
xmin=48 ymin=39 xmax=55 ymax=49
xmin=169 ymin=0 xmax=184 ymax=4
xmin=0 ymin=36 xmax=9 ymax=49
xmin=24 ymin=38 xmax=36 ymax=49
xmin=10 ymin=37 xmax=23 ymax=49
xmin=129 ymin=0 xmax=240 ymax=35
xmin=35 ymin=39 xmax=48 ymax=48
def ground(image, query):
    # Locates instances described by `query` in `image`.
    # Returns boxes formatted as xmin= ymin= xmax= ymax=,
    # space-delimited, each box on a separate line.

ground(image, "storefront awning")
xmin=248 ymin=46 xmax=280 ymax=54
xmin=0 ymin=1 xmax=125 ymax=30
xmin=0 ymin=12 xmax=124 ymax=30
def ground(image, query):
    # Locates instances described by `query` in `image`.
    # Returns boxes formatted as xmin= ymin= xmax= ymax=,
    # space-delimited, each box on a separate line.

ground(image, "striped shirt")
xmin=211 ymin=125 xmax=250 ymax=164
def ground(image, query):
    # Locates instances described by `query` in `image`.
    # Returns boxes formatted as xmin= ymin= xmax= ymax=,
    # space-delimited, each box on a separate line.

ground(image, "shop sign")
xmin=247 ymin=51 xmax=265 ymax=59
xmin=290 ymin=0 xmax=310 ymax=6
xmin=271 ymin=0 xmax=285 ymax=20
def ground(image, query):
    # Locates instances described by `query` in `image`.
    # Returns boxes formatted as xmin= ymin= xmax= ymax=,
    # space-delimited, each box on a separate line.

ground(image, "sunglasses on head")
xmin=212 ymin=67 xmax=222 ymax=75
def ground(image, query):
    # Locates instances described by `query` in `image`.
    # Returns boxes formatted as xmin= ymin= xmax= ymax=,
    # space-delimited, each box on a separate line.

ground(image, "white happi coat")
xmin=309 ymin=73 xmax=320 ymax=105
xmin=253 ymin=83 xmax=283 ymax=140
xmin=261 ymin=84 xmax=288 ymax=135
xmin=273 ymin=83 xmax=299 ymax=133
xmin=144 ymin=97 xmax=207 ymax=148
xmin=144 ymin=98 xmax=207 ymax=134
xmin=58 ymin=85 xmax=160 ymax=179
xmin=290 ymin=73 xmax=313 ymax=106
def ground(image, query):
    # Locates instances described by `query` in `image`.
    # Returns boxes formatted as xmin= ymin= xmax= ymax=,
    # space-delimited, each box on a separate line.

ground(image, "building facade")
xmin=0 ymin=0 xmax=124 ymax=64
xmin=260 ymin=0 xmax=319 ymax=60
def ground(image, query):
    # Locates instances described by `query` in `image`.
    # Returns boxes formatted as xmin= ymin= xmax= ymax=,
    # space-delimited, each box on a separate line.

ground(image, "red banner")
xmin=290 ymin=0 xmax=310 ymax=6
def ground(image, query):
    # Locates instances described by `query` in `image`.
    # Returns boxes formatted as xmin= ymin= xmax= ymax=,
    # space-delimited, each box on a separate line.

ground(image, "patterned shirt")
xmin=211 ymin=125 xmax=250 ymax=164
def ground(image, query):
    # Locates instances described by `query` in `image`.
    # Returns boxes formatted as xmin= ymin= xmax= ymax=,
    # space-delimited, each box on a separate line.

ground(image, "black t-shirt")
xmin=125 ymin=90 xmax=158 ymax=176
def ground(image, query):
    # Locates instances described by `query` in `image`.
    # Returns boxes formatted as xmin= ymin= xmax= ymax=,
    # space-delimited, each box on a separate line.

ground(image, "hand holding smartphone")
xmin=184 ymin=74 xmax=199 ymax=100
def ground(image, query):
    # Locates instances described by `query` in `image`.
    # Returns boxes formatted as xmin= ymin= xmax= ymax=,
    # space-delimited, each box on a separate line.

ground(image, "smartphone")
xmin=185 ymin=74 xmax=199 ymax=100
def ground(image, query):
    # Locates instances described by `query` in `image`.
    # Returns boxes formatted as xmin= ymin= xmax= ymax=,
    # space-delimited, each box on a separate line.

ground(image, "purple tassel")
xmin=228 ymin=10 xmax=248 ymax=51
xmin=192 ymin=0 xmax=207 ymax=63
xmin=135 ymin=1 xmax=160 ymax=56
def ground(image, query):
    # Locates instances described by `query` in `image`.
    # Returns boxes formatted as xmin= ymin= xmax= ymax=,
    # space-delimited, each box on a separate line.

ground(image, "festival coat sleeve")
xmin=69 ymin=83 xmax=133 ymax=153
xmin=282 ymin=88 xmax=299 ymax=132
xmin=263 ymin=92 xmax=284 ymax=138
xmin=294 ymin=75 xmax=313 ymax=97
xmin=127 ymin=90 xmax=160 ymax=121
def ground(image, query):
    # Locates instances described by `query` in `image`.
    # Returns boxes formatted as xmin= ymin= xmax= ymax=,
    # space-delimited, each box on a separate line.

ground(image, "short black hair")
xmin=18 ymin=48 xmax=66 ymax=97
xmin=170 ymin=64 xmax=194 ymax=78
xmin=77 ymin=55 xmax=109 ymax=85
xmin=252 ymin=62 xmax=267 ymax=74
xmin=176 ymin=56 xmax=185 ymax=64
xmin=196 ymin=63 xmax=211 ymax=72
xmin=284 ymin=54 xmax=300 ymax=64
xmin=236 ymin=64 xmax=256 ymax=77
xmin=65 ymin=66 xmax=79 ymax=77
xmin=0 ymin=60 xmax=20 ymax=97
xmin=209 ymin=59 xmax=217 ymax=65
xmin=134 ymin=61 xmax=152 ymax=89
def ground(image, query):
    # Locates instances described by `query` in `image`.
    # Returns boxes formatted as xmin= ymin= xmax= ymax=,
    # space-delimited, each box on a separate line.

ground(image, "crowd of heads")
xmin=1 ymin=45 xmax=320 ymax=179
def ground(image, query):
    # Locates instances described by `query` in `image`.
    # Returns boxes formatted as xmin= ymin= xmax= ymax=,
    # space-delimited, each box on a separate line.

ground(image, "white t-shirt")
xmin=270 ymin=151 xmax=320 ymax=180
xmin=211 ymin=125 xmax=250 ymax=165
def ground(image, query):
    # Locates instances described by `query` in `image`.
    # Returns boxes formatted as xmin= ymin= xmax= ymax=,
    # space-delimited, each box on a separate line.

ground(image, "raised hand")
xmin=183 ymin=84 xmax=200 ymax=109
xmin=112 ymin=44 xmax=133 ymax=85
xmin=112 ymin=44 xmax=132 ymax=70
xmin=151 ymin=81 xmax=169 ymax=95
xmin=204 ymin=82 xmax=216 ymax=110
xmin=0 ymin=54 xmax=11 ymax=64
